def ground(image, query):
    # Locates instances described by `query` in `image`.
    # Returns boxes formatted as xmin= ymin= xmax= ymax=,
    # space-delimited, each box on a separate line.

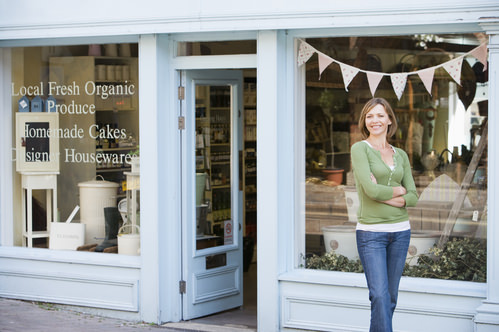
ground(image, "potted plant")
xmin=319 ymin=89 xmax=344 ymax=184
xmin=128 ymin=146 xmax=140 ymax=173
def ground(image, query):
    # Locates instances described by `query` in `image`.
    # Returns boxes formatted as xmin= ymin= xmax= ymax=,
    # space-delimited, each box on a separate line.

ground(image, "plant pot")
xmin=343 ymin=186 xmax=359 ymax=222
xmin=322 ymin=225 xmax=358 ymax=259
xmin=322 ymin=168 xmax=344 ymax=185
xmin=126 ymin=156 xmax=140 ymax=174
xmin=406 ymin=230 xmax=440 ymax=265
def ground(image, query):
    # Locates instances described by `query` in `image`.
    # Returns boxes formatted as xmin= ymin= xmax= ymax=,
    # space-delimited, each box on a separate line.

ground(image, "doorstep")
xmin=162 ymin=322 xmax=256 ymax=331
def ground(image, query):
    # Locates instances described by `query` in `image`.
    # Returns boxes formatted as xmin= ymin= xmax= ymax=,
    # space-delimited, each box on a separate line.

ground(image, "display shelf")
xmin=195 ymin=85 xmax=233 ymax=235
xmin=97 ymin=146 xmax=137 ymax=152
xmin=21 ymin=172 xmax=58 ymax=248
xmin=96 ymin=167 xmax=131 ymax=173
xmin=243 ymin=76 xmax=257 ymax=240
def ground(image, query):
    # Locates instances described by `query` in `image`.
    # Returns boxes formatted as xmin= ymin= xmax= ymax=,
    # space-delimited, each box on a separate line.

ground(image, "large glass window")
xmin=303 ymin=34 xmax=488 ymax=282
xmin=11 ymin=43 xmax=141 ymax=256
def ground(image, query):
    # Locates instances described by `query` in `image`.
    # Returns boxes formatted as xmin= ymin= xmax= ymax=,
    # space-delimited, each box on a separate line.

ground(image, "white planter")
xmin=118 ymin=224 xmax=140 ymax=255
xmin=322 ymin=225 xmax=359 ymax=260
xmin=129 ymin=156 xmax=140 ymax=174
xmin=343 ymin=187 xmax=359 ymax=222
xmin=406 ymin=231 xmax=440 ymax=265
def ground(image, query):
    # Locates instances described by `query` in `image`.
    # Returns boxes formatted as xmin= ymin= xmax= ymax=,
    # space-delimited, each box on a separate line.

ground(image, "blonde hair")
xmin=358 ymin=98 xmax=398 ymax=139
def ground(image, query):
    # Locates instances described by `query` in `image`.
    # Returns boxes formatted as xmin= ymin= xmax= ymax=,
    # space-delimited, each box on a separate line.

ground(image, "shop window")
xmin=10 ymin=43 xmax=141 ymax=256
xmin=302 ymin=34 xmax=488 ymax=282
xmin=177 ymin=40 xmax=256 ymax=56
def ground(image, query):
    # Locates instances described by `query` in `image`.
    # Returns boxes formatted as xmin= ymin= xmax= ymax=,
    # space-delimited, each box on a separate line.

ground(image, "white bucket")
xmin=343 ymin=187 xmax=359 ymax=222
xmin=118 ymin=224 xmax=140 ymax=255
xmin=78 ymin=177 xmax=119 ymax=243
xmin=322 ymin=225 xmax=359 ymax=259
xmin=49 ymin=222 xmax=85 ymax=250
xmin=406 ymin=231 xmax=440 ymax=265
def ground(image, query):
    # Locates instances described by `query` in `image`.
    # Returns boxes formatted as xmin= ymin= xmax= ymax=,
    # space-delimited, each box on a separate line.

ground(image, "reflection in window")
xmin=177 ymin=40 xmax=257 ymax=56
xmin=11 ymin=43 xmax=141 ymax=255
xmin=303 ymin=35 xmax=488 ymax=282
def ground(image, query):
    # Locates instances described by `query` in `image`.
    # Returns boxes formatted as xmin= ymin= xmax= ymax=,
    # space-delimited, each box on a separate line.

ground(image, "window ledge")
xmin=279 ymin=269 xmax=487 ymax=299
xmin=0 ymin=246 xmax=141 ymax=269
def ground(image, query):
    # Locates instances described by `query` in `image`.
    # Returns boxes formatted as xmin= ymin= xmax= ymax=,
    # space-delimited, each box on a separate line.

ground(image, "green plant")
xmin=304 ymin=237 xmax=486 ymax=282
xmin=404 ymin=237 xmax=486 ymax=282
xmin=305 ymin=252 xmax=364 ymax=273
xmin=130 ymin=145 xmax=139 ymax=156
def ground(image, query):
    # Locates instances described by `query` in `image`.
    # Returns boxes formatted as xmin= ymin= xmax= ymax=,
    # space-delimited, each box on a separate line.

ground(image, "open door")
xmin=180 ymin=70 xmax=244 ymax=320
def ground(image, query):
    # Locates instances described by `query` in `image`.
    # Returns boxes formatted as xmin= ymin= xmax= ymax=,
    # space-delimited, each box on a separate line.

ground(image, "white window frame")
xmin=0 ymin=36 xmax=139 ymax=256
xmin=285 ymin=28 xmax=488 ymax=297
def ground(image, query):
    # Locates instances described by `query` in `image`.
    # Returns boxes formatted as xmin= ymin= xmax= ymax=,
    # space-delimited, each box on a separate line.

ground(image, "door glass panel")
xmin=195 ymin=85 xmax=233 ymax=250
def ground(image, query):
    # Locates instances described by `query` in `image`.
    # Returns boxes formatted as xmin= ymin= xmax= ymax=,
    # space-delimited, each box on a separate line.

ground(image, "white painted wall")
xmin=1 ymin=1 xmax=498 ymax=41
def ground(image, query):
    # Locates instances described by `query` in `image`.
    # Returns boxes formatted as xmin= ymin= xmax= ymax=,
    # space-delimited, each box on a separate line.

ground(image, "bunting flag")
xmin=297 ymin=39 xmax=488 ymax=100
xmin=417 ymin=67 xmax=435 ymax=95
xmin=297 ymin=41 xmax=316 ymax=66
xmin=318 ymin=52 xmax=334 ymax=78
xmin=470 ymin=43 xmax=488 ymax=71
xmin=366 ymin=72 xmax=384 ymax=97
xmin=443 ymin=56 xmax=464 ymax=85
xmin=339 ymin=63 xmax=360 ymax=91
xmin=390 ymin=73 xmax=408 ymax=100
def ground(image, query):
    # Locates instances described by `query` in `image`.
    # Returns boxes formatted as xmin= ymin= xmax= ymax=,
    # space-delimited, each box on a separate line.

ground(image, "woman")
xmin=350 ymin=98 xmax=418 ymax=332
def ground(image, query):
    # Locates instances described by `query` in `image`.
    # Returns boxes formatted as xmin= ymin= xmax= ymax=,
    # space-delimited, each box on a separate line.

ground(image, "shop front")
xmin=1 ymin=1 xmax=499 ymax=331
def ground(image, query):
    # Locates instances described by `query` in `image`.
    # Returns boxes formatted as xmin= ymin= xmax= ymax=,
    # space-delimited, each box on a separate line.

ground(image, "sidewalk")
xmin=0 ymin=297 xmax=255 ymax=332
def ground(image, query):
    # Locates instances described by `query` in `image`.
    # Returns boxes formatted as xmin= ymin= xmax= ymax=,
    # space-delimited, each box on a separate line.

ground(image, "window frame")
xmin=287 ymin=28 xmax=489 ymax=295
xmin=0 ymin=36 xmax=140 ymax=262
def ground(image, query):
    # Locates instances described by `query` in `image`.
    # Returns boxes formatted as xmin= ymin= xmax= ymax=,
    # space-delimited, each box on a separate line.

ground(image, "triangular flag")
xmin=390 ymin=73 xmax=408 ymax=100
xmin=366 ymin=72 xmax=384 ymax=97
xmin=297 ymin=41 xmax=315 ymax=66
xmin=318 ymin=52 xmax=334 ymax=79
xmin=339 ymin=63 xmax=360 ymax=91
xmin=443 ymin=57 xmax=464 ymax=85
xmin=417 ymin=67 xmax=435 ymax=95
xmin=470 ymin=44 xmax=488 ymax=71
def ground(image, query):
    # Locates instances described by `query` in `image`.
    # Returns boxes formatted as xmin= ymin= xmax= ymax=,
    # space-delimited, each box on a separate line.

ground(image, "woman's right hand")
xmin=393 ymin=186 xmax=407 ymax=197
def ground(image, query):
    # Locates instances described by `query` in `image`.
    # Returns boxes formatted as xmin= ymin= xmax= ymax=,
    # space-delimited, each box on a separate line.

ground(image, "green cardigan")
xmin=351 ymin=141 xmax=418 ymax=225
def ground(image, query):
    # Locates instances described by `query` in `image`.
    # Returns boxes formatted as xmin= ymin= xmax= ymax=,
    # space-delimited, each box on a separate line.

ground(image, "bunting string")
xmin=297 ymin=40 xmax=488 ymax=100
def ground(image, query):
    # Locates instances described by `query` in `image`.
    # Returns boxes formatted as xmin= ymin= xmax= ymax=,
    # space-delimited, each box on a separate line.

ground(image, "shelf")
xmin=94 ymin=56 xmax=137 ymax=61
xmin=97 ymin=167 xmax=131 ymax=173
xmin=95 ymin=108 xmax=137 ymax=112
xmin=212 ymin=184 xmax=231 ymax=189
xmin=94 ymin=79 xmax=135 ymax=84
xmin=23 ymin=231 xmax=49 ymax=238
xmin=306 ymin=82 xmax=344 ymax=89
xmin=97 ymin=146 xmax=137 ymax=152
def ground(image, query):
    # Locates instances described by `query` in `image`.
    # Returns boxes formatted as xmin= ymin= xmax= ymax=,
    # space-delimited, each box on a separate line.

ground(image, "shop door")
xmin=180 ymin=70 xmax=244 ymax=320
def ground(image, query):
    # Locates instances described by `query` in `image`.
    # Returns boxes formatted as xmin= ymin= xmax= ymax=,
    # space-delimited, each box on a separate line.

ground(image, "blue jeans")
xmin=356 ymin=229 xmax=411 ymax=332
